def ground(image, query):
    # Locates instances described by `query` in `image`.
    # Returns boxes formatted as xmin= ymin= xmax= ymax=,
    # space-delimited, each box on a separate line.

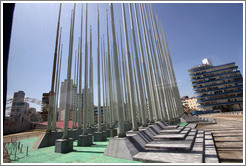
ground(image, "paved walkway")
xmin=196 ymin=113 xmax=243 ymax=163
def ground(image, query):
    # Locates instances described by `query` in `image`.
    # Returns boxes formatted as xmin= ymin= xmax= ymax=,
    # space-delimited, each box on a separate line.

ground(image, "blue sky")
xmin=7 ymin=2 xmax=244 ymax=111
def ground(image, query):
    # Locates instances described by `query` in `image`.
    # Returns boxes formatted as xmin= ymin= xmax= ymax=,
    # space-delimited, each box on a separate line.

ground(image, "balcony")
xmin=198 ymin=100 xmax=243 ymax=107
xmin=192 ymin=75 xmax=242 ymax=86
xmin=189 ymin=62 xmax=235 ymax=75
xmin=191 ymin=70 xmax=240 ymax=81
xmin=194 ymin=84 xmax=243 ymax=94
xmin=193 ymin=80 xmax=243 ymax=90
xmin=197 ymin=95 xmax=243 ymax=103
xmin=195 ymin=89 xmax=243 ymax=99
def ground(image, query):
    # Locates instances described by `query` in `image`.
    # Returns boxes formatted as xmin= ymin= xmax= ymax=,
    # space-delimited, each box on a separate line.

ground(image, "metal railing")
xmin=3 ymin=132 xmax=44 ymax=162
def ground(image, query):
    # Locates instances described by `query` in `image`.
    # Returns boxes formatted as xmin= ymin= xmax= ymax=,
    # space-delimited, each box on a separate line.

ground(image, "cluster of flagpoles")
xmin=47 ymin=3 xmax=183 ymax=139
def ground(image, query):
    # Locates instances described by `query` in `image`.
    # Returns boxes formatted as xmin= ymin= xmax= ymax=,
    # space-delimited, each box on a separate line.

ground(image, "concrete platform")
xmin=186 ymin=123 xmax=197 ymax=129
xmin=155 ymin=121 xmax=167 ymax=129
xmin=104 ymin=122 xmax=219 ymax=163
xmin=55 ymin=138 xmax=74 ymax=153
xmin=160 ymin=127 xmax=184 ymax=134
xmin=204 ymin=131 xmax=219 ymax=163
xmin=197 ymin=114 xmax=243 ymax=163
xmin=153 ymin=128 xmax=191 ymax=140
xmin=145 ymin=140 xmax=193 ymax=152
xmin=133 ymin=152 xmax=203 ymax=163
xmin=36 ymin=129 xmax=82 ymax=148
xmin=153 ymin=133 xmax=187 ymax=140
xmin=148 ymin=125 xmax=162 ymax=134
xmin=104 ymin=136 xmax=141 ymax=160
xmin=94 ymin=132 xmax=107 ymax=142
xmin=162 ymin=125 xmax=179 ymax=130
xmin=77 ymin=135 xmax=92 ymax=146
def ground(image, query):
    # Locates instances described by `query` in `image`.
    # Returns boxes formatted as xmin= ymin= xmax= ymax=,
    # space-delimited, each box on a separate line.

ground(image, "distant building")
xmin=94 ymin=106 xmax=103 ymax=123
xmin=41 ymin=93 xmax=49 ymax=121
xmin=181 ymin=96 xmax=200 ymax=111
xmin=58 ymin=79 xmax=78 ymax=121
xmin=4 ymin=91 xmax=39 ymax=134
xmin=188 ymin=59 xmax=243 ymax=112
xmin=11 ymin=91 xmax=29 ymax=122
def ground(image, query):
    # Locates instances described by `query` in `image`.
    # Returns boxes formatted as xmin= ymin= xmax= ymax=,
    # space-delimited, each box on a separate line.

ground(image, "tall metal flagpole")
xmin=75 ymin=40 xmax=79 ymax=128
xmin=97 ymin=4 xmax=102 ymax=132
xmin=138 ymin=4 xmax=158 ymax=121
xmin=89 ymin=25 xmax=94 ymax=128
xmin=62 ymin=4 xmax=76 ymax=139
xmin=158 ymin=17 xmax=183 ymax=117
xmin=148 ymin=4 xmax=172 ymax=120
xmin=52 ymin=27 xmax=62 ymax=131
xmin=78 ymin=3 xmax=83 ymax=130
xmin=158 ymin=19 xmax=178 ymax=119
xmin=141 ymin=4 xmax=162 ymax=121
xmin=106 ymin=9 xmax=113 ymax=131
xmin=143 ymin=4 xmax=164 ymax=121
xmin=47 ymin=3 xmax=62 ymax=132
xmin=102 ymin=35 xmax=107 ymax=129
xmin=56 ymin=44 xmax=63 ymax=123
xmin=72 ymin=48 xmax=77 ymax=129
xmin=121 ymin=3 xmax=138 ymax=131
xmin=129 ymin=4 xmax=147 ymax=127
xmin=110 ymin=44 xmax=118 ymax=124
xmin=133 ymin=4 xmax=154 ymax=123
xmin=116 ymin=36 xmax=126 ymax=123
xmin=119 ymin=23 xmax=130 ymax=123
xmin=100 ymin=37 xmax=104 ymax=124
xmin=110 ymin=44 xmax=117 ymax=125
xmin=129 ymin=32 xmax=142 ymax=125
xmin=152 ymin=9 xmax=176 ymax=119
xmin=117 ymin=31 xmax=127 ymax=123
xmin=105 ymin=49 xmax=110 ymax=129
xmin=109 ymin=3 xmax=126 ymax=137
xmin=82 ymin=3 xmax=89 ymax=136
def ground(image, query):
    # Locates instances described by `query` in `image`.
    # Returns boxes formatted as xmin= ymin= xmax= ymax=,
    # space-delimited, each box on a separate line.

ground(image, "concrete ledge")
xmin=133 ymin=151 xmax=203 ymax=163
xmin=102 ymin=131 xmax=107 ymax=138
xmin=37 ymin=129 xmax=82 ymax=148
xmin=155 ymin=121 xmax=167 ymax=129
xmin=94 ymin=132 xmax=107 ymax=141
xmin=104 ymin=136 xmax=141 ymax=160
xmin=145 ymin=140 xmax=193 ymax=152
xmin=55 ymin=138 xmax=74 ymax=153
xmin=77 ymin=135 xmax=92 ymax=146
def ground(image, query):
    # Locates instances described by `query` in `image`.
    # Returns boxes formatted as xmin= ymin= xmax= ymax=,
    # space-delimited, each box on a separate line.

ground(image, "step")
xmin=133 ymin=130 xmax=209 ymax=163
xmin=155 ymin=121 xmax=167 ymax=129
xmin=160 ymin=127 xmax=185 ymax=134
xmin=133 ymin=151 xmax=203 ymax=163
xmin=145 ymin=129 xmax=198 ymax=152
xmin=186 ymin=123 xmax=197 ymax=129
xmin=191 ymin=130 xmax=204 ymax=153
xmin=162 ymin=125 xmax=179 ymax=130
xmin=145 ymin=140 xmax=193 ymax=152
xmin=154 ymin=128 xmax=197 ymax=142
xmin=204 ymin=131 xmax=219 ymax=163
xmin=153 ymin=128 xmax=191 ymax=140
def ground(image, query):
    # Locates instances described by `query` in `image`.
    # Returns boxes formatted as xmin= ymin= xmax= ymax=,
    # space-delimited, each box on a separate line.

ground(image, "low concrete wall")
xmin=4 ymin=120 xmax=34 ymax=135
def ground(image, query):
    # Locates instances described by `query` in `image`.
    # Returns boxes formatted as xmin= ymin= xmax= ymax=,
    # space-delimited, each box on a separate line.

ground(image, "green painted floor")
xmin=178 ymin=122 xmax=189 ymax=127
xmin=7 ymin=123 xmax=188 ymax=163
xmin=7 ymin=137 xmax=141 ymax=163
